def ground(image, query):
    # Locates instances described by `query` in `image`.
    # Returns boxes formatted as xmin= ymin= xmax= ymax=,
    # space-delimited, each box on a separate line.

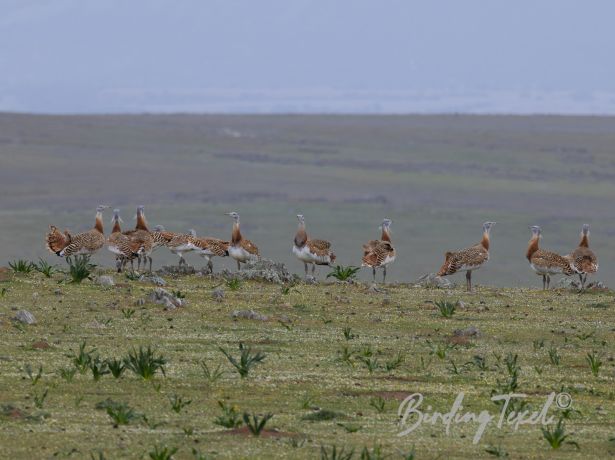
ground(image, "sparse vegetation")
xmin=168 ymin=393 xmax=191 ymax=413
xmin=435 ymin=299 xmax=456 ymax=318
xmin=9 ymin=259 xmax=35 ymax=273
xmin=214 ymin=401 xmax=242 ymax=428
xmin=34 ymin=258 xmax=56 ymax=277
xmin=326 ymin=265 xmax=361 ymax=281
xmin=586 ymin=351 xmax=603 ymax=377
xmin=66 ymin=255 xmax=96 ymax=283
xmin=219 ymin=342 xmax=265 ymax=378
xmin=542 ymin=418 xmax=579 ymax=449
xmin=242 ymin=411 xmax=273 ymax=436
xmin=123 ymin=346 xmax=167 ymax=380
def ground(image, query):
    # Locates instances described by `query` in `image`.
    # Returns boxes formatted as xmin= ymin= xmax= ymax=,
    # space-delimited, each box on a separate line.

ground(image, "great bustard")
xmin=526 ymin=226 xmax=574 ymax=289
xmin=361 ymin=218 xmax=396 ymax=283
xmin=151 ymin=225 xmax=176 ymax=251
xmin=45 ymin=205 xmax=109 ymax=257
xmin=292 ymin=214 xmax=336 ymax=278
xmin=123 ymin=205 xmax=154 ymax=272
xmin=106 ymin=209 xmax=140 ymax=272
xmin=565 ymin=224 xmax=598 ymax=288
xmin=226 ymin=212 xmax=260 ymax=270
xmin=192 ymin=236 xmax=230 ymax=274
xmin=437 ymin=221 xmax=495 ymax=291
xmin=167 ymin=229 xmax=198 ymax=267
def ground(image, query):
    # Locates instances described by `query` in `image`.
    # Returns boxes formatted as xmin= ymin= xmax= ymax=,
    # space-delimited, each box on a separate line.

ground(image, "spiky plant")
xmin=219 ymin=343 xmax=265 ymax=378
xmin=148 ymin=445 xmax=178 ymax=460
xmin=326 ymin=265 xmax=361 ymax=281
xmin=542 ymin=419 xmax=578 ymax=449
xmin=435 ymin=299 xmax=456 ymax=318
xmin=586 ymin=351 xmax=603 ymax=377
xmin=35 ymin=258 xmax=57 ymax=277
xmin=123 ymin=346 xmax=167 ymax=380
xmin=213 ymin=401 xmax=242 ymax=428
xmin=242 ymin=411 xmax=273 ymax=436
xmin=9 ymin=259 xmax=35 ymax=274
xmin=66 ymin=255 xmax=96 ymax=283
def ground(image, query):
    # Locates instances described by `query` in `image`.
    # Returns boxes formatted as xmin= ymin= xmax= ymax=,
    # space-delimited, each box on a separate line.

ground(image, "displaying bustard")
xmin=123 ymin=205 xmax=154 ymax=272
xmin=192 ymin=236 xmax=230 ymax=274
xmin=45 ymin=205 xmax=109 ymax=257
xmin=361 ymin=218 xmax=395 ymax=283
xmin=106 ymin=209 xmax=140 ymax=272
xmin=526 ymin=225 xmax=574 ymax=289
xmin=151 ymin=225 xmax=176 ymax=251
xmin=166 ymin=229 xmax=198 ymax=267
xmin=292 ymin=214 xmax=336 ymax=278
xmin=566 ymin=224 xmax=598 ymax=288
xmin=226 ymin=212 xmax=259 ymax=270
xmin=437 ymin=221 xmax=495 ymax=291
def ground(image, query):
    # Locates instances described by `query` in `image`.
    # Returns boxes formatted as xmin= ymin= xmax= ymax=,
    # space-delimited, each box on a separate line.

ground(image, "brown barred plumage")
xmin=361 ymin=219 xmax=395 ymax=283
xmin=566 ymin=224 xmax=598 ymax=288
xmin=437 ymin=222 xmax=495 ymax=291
xmin=227 ymin=212 xmax=260 ymax=270
xmin=45 ymin=205 xmax=108 ymax=257
xmin=527 ymin=225 xmax=574 ymax=289
xmin=292 ymin=214 xmax=335 ymax=278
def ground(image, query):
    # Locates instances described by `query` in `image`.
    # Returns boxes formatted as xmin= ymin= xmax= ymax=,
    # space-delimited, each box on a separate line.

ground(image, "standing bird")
xmin=151 ymin=225 xmax=176 ymax=251
xmin=192 ymin=236 xmax=230 ymax=274
xmin=361 ymin=218 xmax=396 ymax=283
xmin=227 ymin=212 xmax=260 ymax=270
xmin=437 ymin=222 xmax=496 ymax=292
xmin=292 ymin=214 xmax=336 ymax=278
xmin=106 ymin=209 xmax=140 ymax=272
xmin=566 ymin=224 xmax=598 ymax=288
xmin=123 ymin=205 xmax=154 ymax=272
xmin=45 ymin=205 xmax=109 ymax=257
xmin=166 ymin=229 xmax=198 ymax=267
xmin=526 ymin=225 xmax=574 ymax=290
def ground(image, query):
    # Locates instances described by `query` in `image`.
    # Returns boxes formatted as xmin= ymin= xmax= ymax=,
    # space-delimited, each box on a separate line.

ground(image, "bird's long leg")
xmin=304 ymin=263 xmax=308 ymax=278
xmin=547 ymin=275 xmax=551 ymax=290
xmin=383 ymin=266 xmax=387 ymax=284
xmin=541 ymin=275 xmax=545 ymax=290
xmin=208 ymin=259 xmax=213 ymax=274
xmin=311 ymin=263 xmax=316 ymax=276
xmin=148 ymin=256 xmax=152 ymax=273
xmin=237 ymin=260 xmax=241 ymax=271
xmin=372 ymin=267 xmax=376 ymax=283
xmin=466 ymin=271 xmax=472 ymax=292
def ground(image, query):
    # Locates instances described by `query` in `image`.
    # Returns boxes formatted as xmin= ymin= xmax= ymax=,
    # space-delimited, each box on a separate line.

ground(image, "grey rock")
xmin=554 ymin=277 xmax=580 ymax=289
xmin=97 ymin=275 xmax=115 ymax=287
xmin=232 ymin=309 xmax=269 ymax=321
xmin=148 ymin=288 xmax=185 ymax=309
xmin=222 ymin=258 xmax=295 ymax=284
xmin=139 ymin=274 xmax=166 ymax=286
xmin=212 ymin=288 xmax=225 ymax=302
xmin=157 ymin=265 xmax=195 ymax=276
xmin=14 ymin=310 xmax=36 ymax=325
xmin=454 ymin=326 xmax=481 ymax=337
xmin=414 ymin=273 xmax=452 ymax=288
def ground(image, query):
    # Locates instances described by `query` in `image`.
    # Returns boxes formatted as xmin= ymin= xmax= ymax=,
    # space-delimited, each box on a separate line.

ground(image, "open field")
xmin=1 ymin=113 xmax=615 ymax=286
xmin=0 ymin=267 xmax=614 ymax=459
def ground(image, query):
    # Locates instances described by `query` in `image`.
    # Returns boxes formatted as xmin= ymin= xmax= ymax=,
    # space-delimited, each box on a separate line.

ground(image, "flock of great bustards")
xmin=44 ymin=205 xmax=598 ymax=291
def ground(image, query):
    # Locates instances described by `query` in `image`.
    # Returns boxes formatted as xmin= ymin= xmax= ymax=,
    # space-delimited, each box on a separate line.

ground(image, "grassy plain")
xmin=0 ymin=268 xmax=614 ymax=459
xmin=1 ymin=113 xmax=615 ymax=285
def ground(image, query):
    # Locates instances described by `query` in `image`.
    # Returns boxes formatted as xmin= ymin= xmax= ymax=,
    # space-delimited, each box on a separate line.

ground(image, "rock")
xmin=222 ymin=258 xmax=295 ymax=284
xmin=304 ymin=275 xmax=318 ymax=285
xmin=0 ymin=267 xmax=12 ymax=282
xmin=454 ymin=326 xmax=481 ymax=337
xmin=85 ymin=320 xmax=106 ymax=329
xmin=212 ymin=288 xmax=225 ymax=302
xmin=147 ymin=288 xmax=185 ymax=309
xmin=231 ymin=309 xmax=269 ymax=321
xmin=413 ymin=273 xmax=452 ymax=288
xmin=554 ymin=277 xmax=579 ymax=289
xmin=157 ymin=265 xmax=195 ymax=276
xmin=97 ymin=275 xmax=115 ymax=287
xmin=32 ymin=341 xmax=50 ymax=350
xmin=13 ymin=310 xmax=36 ymax=325
xmin=139 ymin=274 xmax=166 ymax=286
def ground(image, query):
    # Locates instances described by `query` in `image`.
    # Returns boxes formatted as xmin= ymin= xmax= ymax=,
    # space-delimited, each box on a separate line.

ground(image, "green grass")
xmin=0 ymin=269 xmax=613 ymax=458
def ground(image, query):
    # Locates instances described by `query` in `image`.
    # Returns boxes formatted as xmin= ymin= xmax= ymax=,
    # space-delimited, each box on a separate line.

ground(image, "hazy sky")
xmin=1 ymin=0 xmax=614 ymax=113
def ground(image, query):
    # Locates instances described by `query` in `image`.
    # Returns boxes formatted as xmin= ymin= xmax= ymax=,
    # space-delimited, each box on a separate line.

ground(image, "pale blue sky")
xmin=1 ymin=0 xmax=614 ymax=113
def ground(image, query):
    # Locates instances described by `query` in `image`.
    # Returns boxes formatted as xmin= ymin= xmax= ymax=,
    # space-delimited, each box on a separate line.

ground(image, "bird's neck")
xmin=579 ymin=234 xmax=589 ymax=248
xmin=111 ymin=220 xmax=121 ymax=234
xmin=381 ymin=227 xmax=391 ymax=242
xmin=295 ymin=224 xmax=307 ymax=247
xmin=480 ymin=231 xmax=490 ymax=250
xmin=526 ymin=237 xmax=539 ymax=261
xmin=232 ymin=222 xmax=242 ymax=244
xmin=136 ymin=212 xmax=149 ymax=231
xmin=94 ymin=212 xmax=104 ymax=233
